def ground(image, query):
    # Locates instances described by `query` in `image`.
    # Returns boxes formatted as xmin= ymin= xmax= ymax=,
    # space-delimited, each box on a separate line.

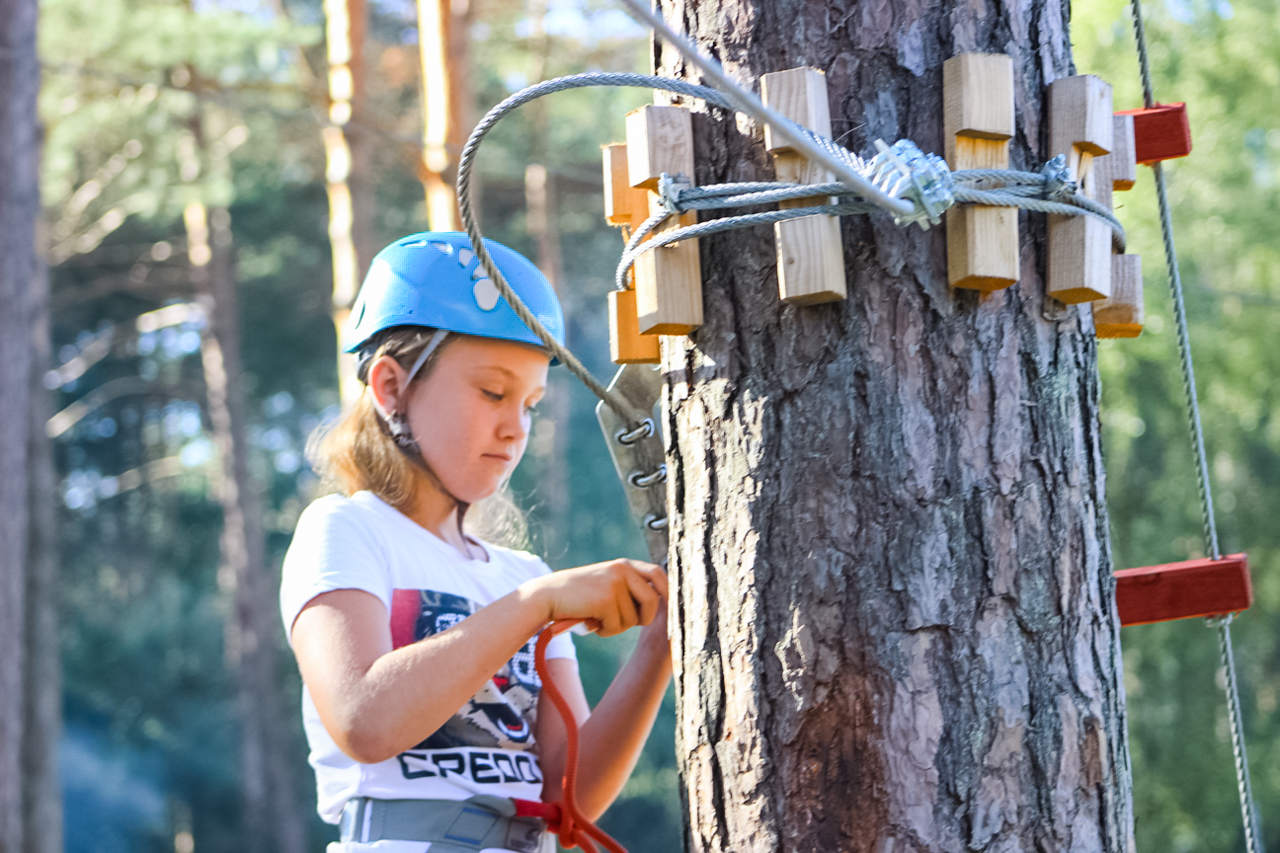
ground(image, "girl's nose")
xmin=498 ymin=402 xmax=530 ymax=441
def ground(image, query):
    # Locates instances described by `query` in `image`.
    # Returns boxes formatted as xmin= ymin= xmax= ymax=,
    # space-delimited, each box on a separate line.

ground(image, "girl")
xmin=280 ymin=233 xmax=671 ymax=852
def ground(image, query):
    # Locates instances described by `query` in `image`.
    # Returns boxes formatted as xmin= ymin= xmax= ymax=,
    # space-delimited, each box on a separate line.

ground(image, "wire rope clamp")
xmin=1047 ymin=74 xmax=1114 ymax=304
xmin=760 ymin=67 xmax=847 ymax=306
xmin=1114 ymin=102 xmax=1192 ymax=165
xmin=625 ymin=105 xmax=703 ymax=335
xmin=1094 ymin=114 xmax=1145 ymax=338
xmin=601 ymin=143 xmax=661 ymax=365
xmin=943 ymin=53 xmax=1019 ymax=291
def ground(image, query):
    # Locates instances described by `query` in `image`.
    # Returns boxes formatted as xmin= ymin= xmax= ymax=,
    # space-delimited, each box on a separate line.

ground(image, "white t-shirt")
xmin=279 ymin=491 xmax=577 ymax=825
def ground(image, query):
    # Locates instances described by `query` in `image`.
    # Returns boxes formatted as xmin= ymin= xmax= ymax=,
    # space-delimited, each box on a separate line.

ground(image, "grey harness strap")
xmin=339 ymin=796 xmax=547 ymax=852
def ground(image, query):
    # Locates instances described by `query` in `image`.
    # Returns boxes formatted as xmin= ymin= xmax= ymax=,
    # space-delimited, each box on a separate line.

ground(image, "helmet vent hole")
xmin=457 ymin=248 xmax=474 ymax=267
xmin=473 ymin=277 xmax=500 ymax=311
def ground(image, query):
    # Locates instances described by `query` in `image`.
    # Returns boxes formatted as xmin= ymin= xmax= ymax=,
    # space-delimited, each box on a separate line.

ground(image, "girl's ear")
xmin=366 ymin=355 xmax=408 ymax=419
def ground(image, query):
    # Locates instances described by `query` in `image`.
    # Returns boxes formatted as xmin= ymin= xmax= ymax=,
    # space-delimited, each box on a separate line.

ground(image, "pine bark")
xmin=657 ymin=2 xmax=1134 ymax=851
xmin=0 ymin=0 xmax=39 ymax=847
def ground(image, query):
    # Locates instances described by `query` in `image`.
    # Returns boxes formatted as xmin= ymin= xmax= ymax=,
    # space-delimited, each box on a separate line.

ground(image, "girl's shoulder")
xmin=295 ymin=490 xmax=397 ymax=529
xmin=477 ymin=540 xmax=553 ymax=579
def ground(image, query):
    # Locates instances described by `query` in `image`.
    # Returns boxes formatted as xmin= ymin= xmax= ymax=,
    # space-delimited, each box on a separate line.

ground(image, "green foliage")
xmin=1074 ymin=0 xmax=1280 ymax=849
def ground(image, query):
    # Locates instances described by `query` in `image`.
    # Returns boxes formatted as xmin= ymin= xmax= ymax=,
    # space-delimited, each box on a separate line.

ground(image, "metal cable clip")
xmin=657 ymin=173 xmax=693 ymax=213
xmin=1039 ymin=154 xmax=1077 ymax=201
xmin=869 ymin=139 xmax=956 ymax=229
xmin=643 ymin=514 xmax=669 ymax=531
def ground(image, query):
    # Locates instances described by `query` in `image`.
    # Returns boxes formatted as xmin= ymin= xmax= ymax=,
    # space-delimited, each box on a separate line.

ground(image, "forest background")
xmin=30 ymin=0 xmax=1280 ymax=850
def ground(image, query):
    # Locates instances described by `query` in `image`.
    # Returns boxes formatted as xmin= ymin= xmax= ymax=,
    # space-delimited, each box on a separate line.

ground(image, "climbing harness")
xmin=1128 ymin=1 xmax=1264 ymax=849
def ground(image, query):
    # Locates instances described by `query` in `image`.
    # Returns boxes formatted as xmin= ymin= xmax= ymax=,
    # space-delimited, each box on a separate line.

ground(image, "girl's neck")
xmin=406 ymin=482 xmax=480 ymax=560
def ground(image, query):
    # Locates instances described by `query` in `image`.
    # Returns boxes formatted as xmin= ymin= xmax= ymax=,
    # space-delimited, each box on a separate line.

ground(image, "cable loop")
xmin=616 ymin=419 xmax=655 ymax=445
xmin=628 ymin=465 xmax=667 ymax=488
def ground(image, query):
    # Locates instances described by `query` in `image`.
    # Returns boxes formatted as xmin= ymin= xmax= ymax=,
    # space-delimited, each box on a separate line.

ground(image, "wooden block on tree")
xmin=601 ymin=143 xmax=664 ymax=359
xmin=1114 ymin=554 xmax=1252 ymax=627
xmin=602 ymin=143 xmax=650 ymax=228
xmin=761 ymin=67 xmax=847 ymax=305
xmin=608 ymin=287 xmax=661 ymax=364
xmin=633 ymin=200 xmax=703 ymax=334
xmin=1115 ymin=102 xmax=1192 ymax=164
xmin=1109 ymin=114 xmax=1137 ymax=192
xmin=625 ymin=105 xmax=695 ymax=190
xmin=943 ymin=53 xmax=1019 ymax=291
xmin=1049 ymin=75 xmax=1114 ymax=165
xmin=942 ymin=53 xmax=1015 ymax=163
xmin=1095 ymin=254 xmax=1144 ymax=338
xmin=1093 ymin=116 xmax=1143 ymax=338
xmin=762 ymin=67 xmax=834 ymax=154
xmin=1048 ymin=75 xmax=1114 ymax=304
xmin=626 ymin=105 xmax=703 ymax=334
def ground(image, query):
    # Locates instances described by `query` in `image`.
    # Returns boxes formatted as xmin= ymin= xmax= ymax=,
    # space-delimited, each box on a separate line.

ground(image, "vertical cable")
xmin=1127 ymin=3 xmax=1262 ymax=850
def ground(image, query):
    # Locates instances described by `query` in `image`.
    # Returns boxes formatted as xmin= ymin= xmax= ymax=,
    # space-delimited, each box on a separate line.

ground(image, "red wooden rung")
xmin=1114 ymin=102 xmax=1192 ymax=164
xmin=1114 ymin=553 xmax=1251 ymax=627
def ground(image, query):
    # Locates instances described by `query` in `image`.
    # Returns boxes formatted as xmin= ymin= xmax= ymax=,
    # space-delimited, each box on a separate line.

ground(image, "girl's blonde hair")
xmin=306 ymin=327 xmax=529 ymax=549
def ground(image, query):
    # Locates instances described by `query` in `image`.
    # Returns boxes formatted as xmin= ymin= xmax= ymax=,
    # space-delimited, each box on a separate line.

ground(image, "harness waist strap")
xmin=339 ymin=796 xmax=547 ymax=852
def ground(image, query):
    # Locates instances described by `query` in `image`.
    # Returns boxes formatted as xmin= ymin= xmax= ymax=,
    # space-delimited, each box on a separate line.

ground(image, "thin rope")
xmin=1129 ymin=2 xmax=1262 ymax=850
xmin=455 ymin=73 xmax=739 ymax=421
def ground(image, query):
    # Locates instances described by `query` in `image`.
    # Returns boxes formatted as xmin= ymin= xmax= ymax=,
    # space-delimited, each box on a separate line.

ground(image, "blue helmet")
xmin=343 ymin=232 xmax=565 ymax=359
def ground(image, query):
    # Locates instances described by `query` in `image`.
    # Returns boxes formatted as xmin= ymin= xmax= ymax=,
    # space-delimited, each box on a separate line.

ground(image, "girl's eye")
xmin=482 ymin=389 xmax=503 ymax=402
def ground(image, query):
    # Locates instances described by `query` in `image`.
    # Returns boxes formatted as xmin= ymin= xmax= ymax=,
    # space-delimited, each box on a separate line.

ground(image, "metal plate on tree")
xmin=595 ymin=364 xmax=668 ymax=565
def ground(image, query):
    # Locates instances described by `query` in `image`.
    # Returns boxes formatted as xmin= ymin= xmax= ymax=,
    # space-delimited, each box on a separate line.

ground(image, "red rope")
xmin=517 ymin=621 xmax=628 ymax=853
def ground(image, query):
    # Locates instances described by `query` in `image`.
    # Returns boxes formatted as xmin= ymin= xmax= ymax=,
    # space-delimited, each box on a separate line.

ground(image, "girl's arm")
xmin=536 ymin=605 xmax=672 ymax=820
xmin=291 ymin=559 xmax=666 ymax=765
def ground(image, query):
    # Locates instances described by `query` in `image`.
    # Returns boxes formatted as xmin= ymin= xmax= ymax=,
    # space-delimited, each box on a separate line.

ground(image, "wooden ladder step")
xmin=1114 ymin=553 xmax=1252 ymax=627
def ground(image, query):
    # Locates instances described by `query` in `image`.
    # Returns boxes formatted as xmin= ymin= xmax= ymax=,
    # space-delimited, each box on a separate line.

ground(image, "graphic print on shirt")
xmin=389 ymin=589 xmax=543 ymax=755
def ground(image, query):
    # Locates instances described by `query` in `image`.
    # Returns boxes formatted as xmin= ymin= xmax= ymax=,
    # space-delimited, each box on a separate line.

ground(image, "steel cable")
xmin=1129 ymin=1 xmax=1263 ymax=849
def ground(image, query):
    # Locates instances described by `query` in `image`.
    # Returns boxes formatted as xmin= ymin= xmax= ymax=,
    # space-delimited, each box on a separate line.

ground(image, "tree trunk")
xmin=23 ymin=241 xmax=62 ymax=853
xmin=187 ymin=204 xmax=308 ymax=853
xmin=418 ymin=0 xmax=471 ymax=231
xmin=0 ymin=0 xmax=39 ymax=847
xmin=324 ymin=0 xmax=372 ymax=405
xmin=657 ymin=2 xmax=1134 ymax=851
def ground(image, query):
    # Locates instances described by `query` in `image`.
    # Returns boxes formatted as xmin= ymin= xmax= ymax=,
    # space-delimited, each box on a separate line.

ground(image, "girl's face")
xmin=400 ymin=335 xmax=550 ymax=504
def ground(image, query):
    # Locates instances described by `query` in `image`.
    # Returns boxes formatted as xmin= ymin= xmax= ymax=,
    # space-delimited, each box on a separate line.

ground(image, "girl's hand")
xmin=526 ymin=559 xmax=668 ymax=638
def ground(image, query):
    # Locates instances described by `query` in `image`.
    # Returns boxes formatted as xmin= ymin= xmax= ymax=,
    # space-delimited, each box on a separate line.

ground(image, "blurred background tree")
xmin=33 ymin=0 xmax=1279 ymax=851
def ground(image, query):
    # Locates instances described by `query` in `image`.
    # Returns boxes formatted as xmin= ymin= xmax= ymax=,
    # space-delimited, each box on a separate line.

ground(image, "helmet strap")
xmin=370 ymin=328 xmax=479 ymax=554
xmin=404 ymin=329 xmax=450 ymax=384
xmin=379 ymin=409 xmax=470 ymax=530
